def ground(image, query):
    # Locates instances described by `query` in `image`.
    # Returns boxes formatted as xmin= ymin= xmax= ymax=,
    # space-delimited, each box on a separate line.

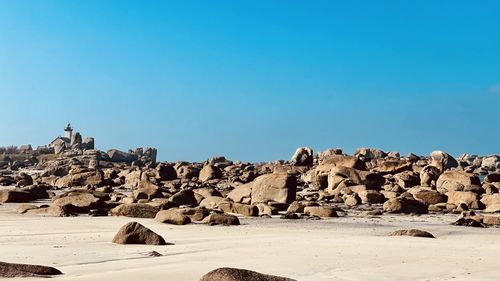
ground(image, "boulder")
xmin=389 ymin=229 xmax=435 ymax=238
xmin=430 ymin=150 xmax=458 ymax=171
xmin=205 ymin=213 xmax=240 ymax=226
xmin=371 ymin=160 xmax=412 ymax=174
xmin=327 ymin=166 xmax=385 ymax=191
xmin=383 ymin=198 xmax=428 ymax=214
xmin=0 ymin=190 xmax=32 ymax=203
xmin=251 ymin=173 xmax=297 ymax=204
xmin=413 ymin=189 xmax=447 ymax=205
xmin=156 ymin=163 xmax=177 ymax=181
xmin=291 ymin=147 xmax=313 ymax=166
xmin=481 ymin=155 xmax=500 ymax=171
xmin=357 ymin=190 xmax=385 ymax=204
xmin=219 ymin=202 xmax=259 ymax=217
xmin=170 ymin=189 xmax=198 ymax=207
xmin=82 ymin=137 xmax=95 ymax=150
xmin=0 ymin=261 xmax=62 ymax=278
xmin=199 ymin=267 xmax=296 ymax=281
xmin=420 ymin=165 xmax=441 ymax=187
xmin=107 ymin=149 xmax=138 ymax=163
xmin=111 ymin=203 xmax=159 ymax=218
xmin=303 ymin=206 xmax=338 ymax=217
xmin=53 ymin=192 xmax=104 ymax=213
xmin=54 ymin=170 xmax=104 ymax=188
xmin=354 ymin=148 xmax=387 ymax=159
xmin=436 ymin=171 xmax=480 ymax=193
xmin=480 ymin=194 xmax=500 ymax=213
xmin=112 ymin=222 xmax=167 ymax=245
xmin=446 ymin=191 xmax=480 ymax=209
xmin=227 ymin=183 xmax=253 ymax=203
xmin=199 ymin=164 xmax=223 ymax=182
xmin=155 ymin=209 xmax=191 ymax=225
xmin=177 ymin=207 xmax=211 ymax=221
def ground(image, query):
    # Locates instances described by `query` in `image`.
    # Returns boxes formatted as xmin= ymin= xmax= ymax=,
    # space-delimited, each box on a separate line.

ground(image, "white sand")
xmin=0 ymin=204 xmax=499 ymax=281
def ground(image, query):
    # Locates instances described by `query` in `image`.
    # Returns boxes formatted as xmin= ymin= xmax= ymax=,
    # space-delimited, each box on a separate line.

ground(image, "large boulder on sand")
xmin=389 ymin=229 xmax=435 ymax=238
xmin=291 ymin=147 xmax=313 ymax=166
xmin=53 ymin=192 xmax=104 ymax=213
xmin=54 ymin=170 xmax=104 ymax=188
xmin=0 ymin=190 xmax=32 ymax=203
xmin=0 ymin=261 xmax=62 ymax=278
xmin=251 ymin=173 xmax=297 ymax=204
xmin=227 ymin=183 xmax=253 ymax=203
xmin=112 ymin=222 xmax=167 ymax=245
xmin=204 ymin=213 xmax=240 ymax=226
xmin=111 ymin=203 xmax=159 ymax=218
xmin=383 ymin=197 xmax=428 ymax=214
xmin=446 ymin=191 xmax=481 ymax=209
xmin=199 ymin=267 xmax=296 ymax=281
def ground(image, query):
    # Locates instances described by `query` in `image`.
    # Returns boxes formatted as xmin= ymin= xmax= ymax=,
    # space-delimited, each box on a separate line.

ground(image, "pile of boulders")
xmin=0 ymin=146 xmax=498 ymax=227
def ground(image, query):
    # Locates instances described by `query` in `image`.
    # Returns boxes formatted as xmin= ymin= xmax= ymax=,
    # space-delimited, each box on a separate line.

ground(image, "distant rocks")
xmin=199 ymin=267 xmax=296 ymax=281
xmin=112 ymin=222 xmax=167 ymax=245
xmin=291 ymin=147 xmax=313 ymax=166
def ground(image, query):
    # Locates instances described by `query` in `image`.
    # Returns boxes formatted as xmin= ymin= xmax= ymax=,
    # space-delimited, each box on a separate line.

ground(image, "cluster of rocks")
xmin=0 ymin=146 xmax=499 ymax=227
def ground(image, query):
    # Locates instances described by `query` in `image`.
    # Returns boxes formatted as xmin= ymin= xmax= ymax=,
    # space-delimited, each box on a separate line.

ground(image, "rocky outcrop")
xmin=251 ymin=173 xmax=297 ymax=204
xmin=0 ymin=261 xmax=62 ymax=278
xmin=291 ymin=147 xmax=313 ymax=166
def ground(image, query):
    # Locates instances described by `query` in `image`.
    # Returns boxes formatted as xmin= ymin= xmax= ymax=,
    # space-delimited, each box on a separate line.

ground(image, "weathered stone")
xmin=291 ymin=147 xmax=313 ymax=166
xmin=357 ymin=190 xmax=385 ymax=204
xmin=199 ymin=164 xmax=223 ymax=182
xmin=155 ymin=209 xmax=191 ymax=225
xmin=355 ymin=148 xmax=387 ymax=159
xmin=112 ymin=222 xmax=167 ymax=245
xmin=430 ymin=150 xmax=458 ymax=171
xmin=53 ymin=192 xmax=103 ymax=213
xmin=199 ymin=267 xmax=296 ymax=281
xmin=0 ymin=261 xmax=62 ymax=278
xmin=227 ymin=183 xmax=253 ymax=203
xmin=54 ymin=170 xmax=104 ymax=188
xmin=383 ymin=197 xmax=428 ymax=214
xmin=446 ymin=191 xmax=480 ymax=209
xmin=480 ymin=194 xmax=500 ymax=213
xmin=0 ymin=190 xmax=32 ymax=203
xmin=107 ymin=149 xmax=138 ymax=163
xmin=205 ymin=213 xmax=240 ymax=225
xmin=111 ymin=203 xmax=159 ymax=218
xmin=156 ymin=163 xmax=177 ymax=181
xmin=304 ymin=206 xmax=338 ymax=217
xmin=436 ymin=171 xmax=480 ymax=193
xmin=170 ymin=189 xmax=198 ymax=207
xmin=327 ymin=166 xmax=385 ymax=191
xmin=413 ymin=189 xmax=447 ymax=205
xmin=389 ymin=229 xmax=435 ymax=238
xmin=219 ymin=202 xmax=259 ymax=217
xmin=420 ymin=165 xmax=441 ymax=187
xmin=251 ymin=173 xmax=297 ymax=204
xmin=177 ymin=207 xmax=211 ymax=221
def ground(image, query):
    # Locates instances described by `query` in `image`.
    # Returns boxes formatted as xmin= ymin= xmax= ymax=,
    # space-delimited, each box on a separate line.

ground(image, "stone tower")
xmin=64 ymin=122 xmax=73 ymax=140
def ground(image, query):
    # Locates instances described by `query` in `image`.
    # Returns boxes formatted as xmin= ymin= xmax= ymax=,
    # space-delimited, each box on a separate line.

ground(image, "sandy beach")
xmin=1 ymin=203 xmax=499 ymax=281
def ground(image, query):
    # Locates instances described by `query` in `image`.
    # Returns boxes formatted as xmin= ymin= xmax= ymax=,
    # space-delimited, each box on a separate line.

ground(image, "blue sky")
xmin=0 ymin=0 xmax=499 ymax=162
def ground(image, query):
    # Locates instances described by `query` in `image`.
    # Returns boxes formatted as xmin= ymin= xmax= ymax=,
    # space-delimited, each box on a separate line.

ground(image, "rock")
xmin=177 ymin=207 xmax=211 ymax=221
xmin=111 ymin=203 xmax=159 ymax=218
xmin=430 ymin=150 xmax=458 ymax=171
xmin=255 ymin=203 xmax=278 ymax=216
xmin=327 ymin=166 xmax=385 ymax=191
xmin=291 ymin=147 xmax=313 ymax=166
xmin=112 ymin=222 xmax=167 ymax=245
xmin=436 ymin=170 xmax=481 ymax=193
xmin=413 ymin=189 xmax=447 ymax=205
xmin=199 ymin=164 xmax=223 ymax=182
xmin=280 ymin=212 xmax=300 ymax=219
xmin=355 ymin=148 xmax=387 ymax=159
xmin=371 ymin=159 xmax=412 ymax=174
xmin=0 ymin=261 xmax=62 ymax=278
xmin=481 ymin=155 xmax=500 ymax=171
xmin=28 ymin=205 xmax=76 ymax=217
xmin=485 ymin=173 xmax=500 ymax=183
xmin=107 ymin=149 xmax=138 ymax=163
xmin=483 ymin=215 xmax=500 ymax=225
xmin=251 ymin=173 xmax=297 ymax=204
xmin=170 ymin=189 xmax=198 ymax=207
xmin=155 ymin=209 xmax=191 ymax=225
xmin=383 ymin=197 xmax=428 ymax=214
xmin=156 ymin=163 xmax=177 ymax=181
xmin=303 ymin=206 xmax=338 ymax=217
xmin=133 ymin=180 xmax=163 ymax=200
xmin=82 ymin=137 xmax=95 ymax=150
xmin=219 ymin=202 xmax=259 ymax=217
xmin=53 ymin=192 xmax=103 ymax=213
xmin=357 ymin=190 xmax=385 ymax=204
xmin=17 ymin=204 xmax=40 ymax=214
xmin=227 ymin=183 xmax=253 ymax=203
xmin=205 ymin=213 xmax=240 ymax=226
xmin=175 ymin=163 xmax=200 ymax=179
xmin=420 ymin=165 xmax=441 ymax=187
xmin=70 ymin=132 xmax=82 ymax=148
xmin=452 ymin=217 xmax=485 ymax=228
xmin=199 ymin=267 xmax=296 ymax=281
xmin=389 ymin=229 xmax=435 ymax=238
xmin=446 ymin=191 xmax=480 ymax=209
xmin=199 ymin=196 xmax=227 ymax=209
xmin=54 ymin=170 xmax=104 ymax=188
xmin=480 ymin=194 xmax=500 ymax=213
xmin=0 ymin=190 xmax=32 ymax=203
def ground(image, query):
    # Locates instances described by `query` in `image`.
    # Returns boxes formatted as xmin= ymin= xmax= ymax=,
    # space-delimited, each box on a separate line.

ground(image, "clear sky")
xmin=0 ymin=0 xmax=499 ymax=162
